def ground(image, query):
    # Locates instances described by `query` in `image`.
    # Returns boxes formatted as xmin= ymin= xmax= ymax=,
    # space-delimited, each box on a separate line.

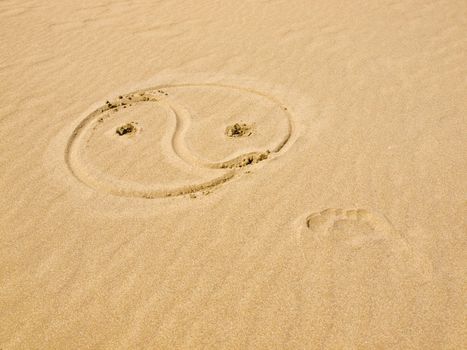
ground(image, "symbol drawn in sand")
xmin=297 ymin=208 xmax=433 ymax=346
xmin=65 ymin=84 xmax=293 ymax=198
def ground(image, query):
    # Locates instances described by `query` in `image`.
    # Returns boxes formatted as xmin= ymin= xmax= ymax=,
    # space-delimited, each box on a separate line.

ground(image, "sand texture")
xmin=1 ymin=0 xmax=466 ymax=349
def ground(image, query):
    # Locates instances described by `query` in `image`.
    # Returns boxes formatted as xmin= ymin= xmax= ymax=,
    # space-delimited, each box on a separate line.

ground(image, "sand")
xmin=0 ymin=0 xmax=466 ymax=348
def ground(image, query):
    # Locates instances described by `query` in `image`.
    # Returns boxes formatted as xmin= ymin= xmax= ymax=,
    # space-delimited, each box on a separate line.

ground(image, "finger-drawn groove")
xmin=65 ymin=83 xmax=294 ymax=198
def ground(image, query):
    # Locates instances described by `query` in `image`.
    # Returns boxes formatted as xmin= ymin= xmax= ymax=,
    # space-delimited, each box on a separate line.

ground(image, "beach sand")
xmin=0 ymin=0 xmax=466 ymax=348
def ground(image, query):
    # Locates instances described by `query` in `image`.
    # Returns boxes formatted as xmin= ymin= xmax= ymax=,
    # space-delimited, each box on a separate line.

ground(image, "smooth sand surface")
xmin=1 ymin=0 xmax=466 ymax=348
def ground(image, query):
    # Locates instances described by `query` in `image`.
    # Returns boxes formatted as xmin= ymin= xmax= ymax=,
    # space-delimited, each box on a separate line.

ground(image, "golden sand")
xmin=0 ymin=0 xmax=465 ymax=348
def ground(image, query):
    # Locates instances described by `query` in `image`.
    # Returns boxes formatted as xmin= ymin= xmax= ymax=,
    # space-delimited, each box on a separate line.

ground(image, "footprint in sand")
xmin=297 ymin=208 xmax=433 ymax=347
xmin=65 ymin=84 xmax=293 ymax=198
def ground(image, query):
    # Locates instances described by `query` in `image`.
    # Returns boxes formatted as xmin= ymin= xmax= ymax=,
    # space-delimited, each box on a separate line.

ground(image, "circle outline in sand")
xmin=65 ymin=83 xmax=294 ymax=198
